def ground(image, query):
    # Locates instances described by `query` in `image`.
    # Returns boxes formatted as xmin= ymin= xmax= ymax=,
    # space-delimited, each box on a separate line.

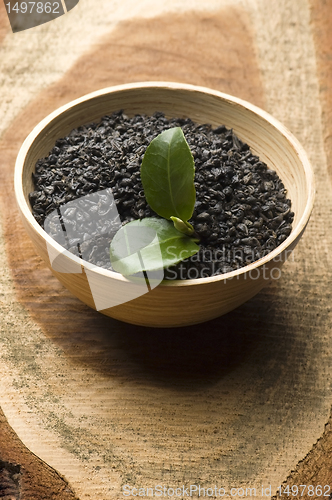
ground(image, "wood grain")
xmin=0 ymin=408 xmax=78 ymax=500
xmin=271 ymin=0 xmax=332 ymax=496
xmin=309 ymin=0 xmax=332 ymax=181
xmin=0 ymin=1 xmax=331 ymax=498
xmin=0 ymin=2 xmax=10 ymax=44
xmin=0 ymin=8 xmax=274 ymax=498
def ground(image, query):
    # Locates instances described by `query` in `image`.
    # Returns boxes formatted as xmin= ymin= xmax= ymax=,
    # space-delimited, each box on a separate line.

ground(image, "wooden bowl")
xmin=14 ymin=82 xmax=315 ymax=327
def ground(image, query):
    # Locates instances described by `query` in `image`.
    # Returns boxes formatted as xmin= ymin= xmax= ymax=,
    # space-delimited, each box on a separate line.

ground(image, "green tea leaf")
xmin=110 ymin=217 xmax=199 ymax=275
xmin=141 ymin=127 xmax=196 ymax=222
xmin=170 ymin=216 xmax=195 ymax=236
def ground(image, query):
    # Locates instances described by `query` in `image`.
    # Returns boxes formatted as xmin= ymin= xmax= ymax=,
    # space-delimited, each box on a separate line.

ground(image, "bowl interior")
xmin=19 ymin=83 xmax=314 ymax=271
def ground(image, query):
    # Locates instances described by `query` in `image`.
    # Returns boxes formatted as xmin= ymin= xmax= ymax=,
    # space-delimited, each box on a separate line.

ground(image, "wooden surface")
xmin=0 ymin=0 xmax=331 ymax=498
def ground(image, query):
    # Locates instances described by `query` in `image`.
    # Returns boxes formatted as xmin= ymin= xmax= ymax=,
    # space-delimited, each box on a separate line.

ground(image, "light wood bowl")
xmin=14 ymin=82 xmax=315 ymax=327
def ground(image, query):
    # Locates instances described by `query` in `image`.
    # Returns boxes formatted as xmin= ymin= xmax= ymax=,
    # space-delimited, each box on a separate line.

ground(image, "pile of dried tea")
xmin=30 ymin=111 xmax=293 ymax=279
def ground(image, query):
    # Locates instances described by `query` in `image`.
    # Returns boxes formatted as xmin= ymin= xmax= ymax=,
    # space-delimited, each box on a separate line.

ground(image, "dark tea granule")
xmin=29 ymin=111 xmax=294 ymax=279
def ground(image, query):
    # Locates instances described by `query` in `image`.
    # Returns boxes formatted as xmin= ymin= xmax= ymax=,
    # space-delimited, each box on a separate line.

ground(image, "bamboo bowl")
xmin=14 ymin=82 xmax=315 ymax=327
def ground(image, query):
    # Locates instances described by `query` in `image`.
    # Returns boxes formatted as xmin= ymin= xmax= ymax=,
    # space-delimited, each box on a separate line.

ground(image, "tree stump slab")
xmin=0 ymin=0 xmax=331 ymax=498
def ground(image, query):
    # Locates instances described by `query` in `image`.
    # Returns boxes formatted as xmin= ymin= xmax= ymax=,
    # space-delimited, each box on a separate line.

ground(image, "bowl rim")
xmin=14 ymin=81 xmax=315 ymax=287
